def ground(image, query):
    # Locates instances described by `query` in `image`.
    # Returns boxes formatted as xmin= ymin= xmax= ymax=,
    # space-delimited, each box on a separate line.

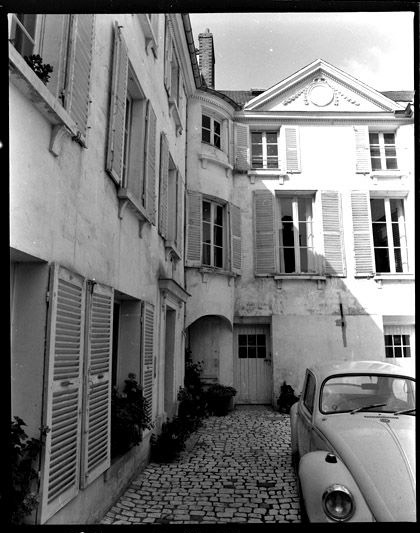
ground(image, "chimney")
xmin=198 ymin=28 xmax=215 ymax=89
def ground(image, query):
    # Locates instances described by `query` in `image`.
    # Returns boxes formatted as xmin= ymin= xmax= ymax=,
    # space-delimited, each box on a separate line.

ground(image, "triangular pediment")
xmin=244 ymin=59 xmax=403 ymax=113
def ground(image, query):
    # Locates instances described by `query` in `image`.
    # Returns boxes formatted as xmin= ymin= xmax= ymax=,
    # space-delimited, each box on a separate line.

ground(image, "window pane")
xmin=384 ymin=335 xmax=393 ymax=346
xmin=214 ymin=134 xmax=221 ymax=149
xmin=370 ymin=199 xmax=386 ymax=222
xmin=385 ymin=146 xmax=397 ymax=157
xmin=257 ymin=346 xmax=266 ymax=358
xmin=202 ymin=243 xmax=211 ymax=265
xmin=202 ymin=115 xmax=211 ymax=128
xmin=214 ymin=120 xmax=221 ymax=135
xmin=267 ymin=145 xmax=278 ymax=156
xmin=214 ymin=225 xmax=223 ymax=246
xmin=248 ymin=335 xmax=256 ymax=345
xmin=385 ymin=346 xmax=394 ymax=358
xmin=370 ymin=146 xmax=381 ymax=157
xmin=390 ymin=199 xmax=402 ymax=221
xmin=252 ymin=144 xmax=263 ymax=155
xmin=267 ymin=158 xmax=278 ymax=168
xmin=238 ymin=335 xmax=247 ymax=346
xmin=257 ymin=335 xmax=266 ymax=346
xmin=383 ymin=133 xmax=395 ymax=145
xmin=374 ymin=248 xmax=390 ymax=272
xmin=202 ymin=221 xmax=211 ymax=243
xmin=300 ymin=248 xmax=308 ymax=272
xmin=386 ymin=158 xmax=398 ymax=170
xmin=372 ymin=223 xmax=388 ymax=246
xmin=251 ymin=132 xmax=262 ymax=143
xmin=280 ymin=197 xmax=293 ymax=218
xmin=371 ymin=158 xmax=382 ymax=170
xmin=393 ymin=335 xmax=402 ymax=345
xmin=299 ymin=222 xmax=308 ymax=246
xmin=369 ymin=133 xmax=379 ymax=144
xmin=391 ymin=223 xmax=401 ymax=247
xmin=394 ymin=346 xmax=402 ymax=358
xmin=404 ymin=347 xmax=411 ymax=358
xmin=202 ymin=201 xmax=211 ymax=222
xmin=252 ymin=157 xmax=263 ymax=168
xmin=283 ymin=248 xmax=295 ymax=273
xmin=202 ymin=129 xmax=211 ymax=143
xmin=214 ymin=246 xmax=223 ymax=268
xmin=215 ymin=205 xmax=224 ymax=226
xmin=266 ymin=132 xmax=278 ymax=143
xmin=402 ymin=335 xmax=410 ymax=345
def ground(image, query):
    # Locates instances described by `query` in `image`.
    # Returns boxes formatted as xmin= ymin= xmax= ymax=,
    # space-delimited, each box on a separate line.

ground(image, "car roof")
xmin=307 ymin=360 xmax=415 ymax=382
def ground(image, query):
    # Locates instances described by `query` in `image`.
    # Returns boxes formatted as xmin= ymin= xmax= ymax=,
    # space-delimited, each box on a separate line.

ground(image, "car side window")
xmin=303 ymin=372 xmax=316 ymax=413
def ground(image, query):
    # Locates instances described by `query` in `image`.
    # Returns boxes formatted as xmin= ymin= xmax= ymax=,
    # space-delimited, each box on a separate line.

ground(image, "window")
xmin=186 ymin=191 xmax=241 ymax=274
xmin=238 ymin=334 xmax=267 ymax=359
xmin=9 ymin=14 xmax=94 ymax=138
xmin=278 ymin=196 xmax=315 ymax=273
xmin=303 ymin=372 xmax=316 ymax=413
xmin=369 ymin=132 xmax=398 ymax=171
xmin=202 ymin=200 xmax=224 ymax=268
xmin=202 ymin=114 xmax=221 ymax=149
xmin=251 ymin=131 xmax=279 ymax=169
xmin=370 ymin=198 xmax=408 ymax=273
xmin=385 ymin=334 xmax=411 ymax=358
xmin=170 ymin=45 xmax=180 ymax=106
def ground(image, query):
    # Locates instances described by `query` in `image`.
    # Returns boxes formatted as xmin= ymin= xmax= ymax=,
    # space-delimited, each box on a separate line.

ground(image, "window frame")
xmin=251 ymin=130 xmax=280 ymax=169
xmin=369 ymin=131 xmax=398 ymax=171
xmin=303 ymin=371 xmax=316 ymax=414
xmin=370 ymin=196 xmax=408 ymax=274
xmin=202 ymin=198 xmax=226 ymax=269
xmin=202 ymin=113 xmax=221 ymax=149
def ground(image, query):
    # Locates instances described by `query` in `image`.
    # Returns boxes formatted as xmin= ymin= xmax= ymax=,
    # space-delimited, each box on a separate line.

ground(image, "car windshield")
xmin=320 ymin=374 xmax=415 ymax=414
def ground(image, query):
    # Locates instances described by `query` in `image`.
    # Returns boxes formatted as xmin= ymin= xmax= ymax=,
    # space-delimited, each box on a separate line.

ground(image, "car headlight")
xmin=322 ymin=484 xmax=355 ymax=521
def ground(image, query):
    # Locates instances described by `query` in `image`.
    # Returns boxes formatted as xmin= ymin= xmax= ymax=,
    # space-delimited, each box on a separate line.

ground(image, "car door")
xmin=297 ymin=370 xmax=316 ymax=457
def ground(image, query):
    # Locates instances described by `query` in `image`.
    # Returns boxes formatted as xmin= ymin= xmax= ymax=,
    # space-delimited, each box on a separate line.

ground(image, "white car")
xmin=290 ymin=360 xmax=415 ymax=522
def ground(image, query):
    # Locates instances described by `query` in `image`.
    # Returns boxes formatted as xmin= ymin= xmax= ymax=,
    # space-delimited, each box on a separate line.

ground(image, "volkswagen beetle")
xmin=290 ymin=360 xmax=415 ymax=522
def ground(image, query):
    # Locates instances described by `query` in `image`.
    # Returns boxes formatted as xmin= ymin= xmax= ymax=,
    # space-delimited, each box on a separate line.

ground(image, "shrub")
xmin=111 ymin=373 xmax=153 ymax=457
xmin=206 ymin=384 xmax=237 ymax=416
xmin=24 ymin=55 xmax=53 ymax=84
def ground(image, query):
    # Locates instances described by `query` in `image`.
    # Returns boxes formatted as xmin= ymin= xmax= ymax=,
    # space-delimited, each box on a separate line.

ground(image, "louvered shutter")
xmin=321 ymin=191 xmax=346 ymax=276
xmin=176 ymin=170 xmax=183 ymax=251
xmin=285 ymin=126 xmax=301 ymax=173
xmin=185 ymin=190 xmax=202 ymax=267
xmin=106 ymin=22 xmax=129 ymax=185
xmin=229 ymin=203 xmax=242 ymax=274
xmin=142 ymin=302 xmax=155 ymax=422
xmin=234 ymin=123 xmax=250 ymax=171
xmin=40 ymin=265 xmax=86 ymax=523
xmin=354 ymin=126 xmax=371 ymax=173
xmin=66 ymin=15 xmax=94 ymax=137
xmin=164 ymin=17 xmax=172 ymax=94
xmin=81 ymin=281 xmax=113 ymax=488
xmin=145 ymin=101 xmax=157 ymax=224
xmin=254 ymin=190 xmax=277 ymax=274
xmin=351 ymin=191 xmax=375 ymax=276
xmin=158 ymin=133 xmax=169 ymax=239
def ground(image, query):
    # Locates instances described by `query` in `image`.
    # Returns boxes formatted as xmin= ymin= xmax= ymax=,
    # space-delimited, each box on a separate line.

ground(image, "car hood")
xmin=318 ymin=414 xmax=416 ymax=522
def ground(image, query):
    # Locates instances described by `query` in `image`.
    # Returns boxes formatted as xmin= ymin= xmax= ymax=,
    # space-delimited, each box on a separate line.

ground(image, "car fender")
xmin=298 ymin=451 xmax=374 ymax=522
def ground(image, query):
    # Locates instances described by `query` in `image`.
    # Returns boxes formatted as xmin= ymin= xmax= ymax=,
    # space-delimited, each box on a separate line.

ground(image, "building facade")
xmin=9 ymin=15 xmax=414 ymax=525
xmin=9 ymin=13 xmax=198 ymax=524
xmin=185 ymin=35 xmax=414 ymax=404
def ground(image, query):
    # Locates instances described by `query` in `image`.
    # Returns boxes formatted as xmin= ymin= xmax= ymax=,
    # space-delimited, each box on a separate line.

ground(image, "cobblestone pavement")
xmin=101 ymin=405 xmax=301 ymax=524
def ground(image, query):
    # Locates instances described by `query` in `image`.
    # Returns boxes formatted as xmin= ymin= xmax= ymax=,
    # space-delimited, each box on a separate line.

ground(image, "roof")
xmin=308 ymin=360 xmax=415 ymax=382
xmin=217 ymin=89 xmax=414 ymax=109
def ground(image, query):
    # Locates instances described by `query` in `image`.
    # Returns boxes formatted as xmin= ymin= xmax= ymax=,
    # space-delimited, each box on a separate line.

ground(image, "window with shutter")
xmin=234 ymin=123 xmax=250 ymax=171
xmin=230 ymin=203 xmax=242 ymax=274
xmin=81 ymin=281 xmax=113 ymax=489
xmin=158 ymin=133 xmax=169 ymax=239
xmin=321 ymin=191 xmax=346 ymax=276
xmin=186 ymin=191 xmax=203 ymax=267
xmin=351 ymin=191 xmax=375 ymax=276
xmin=253 ymin=191 xmax=276 ymax=274
xmin=145 ymin=101 xmax=157 ymax=224
xmin=354 ymin=126 xmax=371 ymax=173
xmin=106 ymin=22 xmax=129 ymax=185
xmin=284 ymin=126 xmax=301 ymax=173
xmin=142 ymin=303 xmax=155 ymax=422
xmin=40 ymin=265 xmax=86 ymax=523
xmin=251 ymin=131 xmax=279 ymax=169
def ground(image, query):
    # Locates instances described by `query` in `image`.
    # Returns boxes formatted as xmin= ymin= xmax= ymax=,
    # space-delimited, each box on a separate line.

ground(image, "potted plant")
xmin=206 ymin=383 xmax=237 ymax=416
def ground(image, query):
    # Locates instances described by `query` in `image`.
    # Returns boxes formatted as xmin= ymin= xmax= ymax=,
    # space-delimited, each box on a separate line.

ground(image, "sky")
xmin=189 ymin=12 xmax=415 ymax=92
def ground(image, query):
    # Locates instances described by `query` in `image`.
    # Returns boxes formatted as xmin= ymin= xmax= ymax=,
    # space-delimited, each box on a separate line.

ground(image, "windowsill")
xmin=374 ymin=273 xmax=414 ymax=282
xmin=199 ymin=153 xmax=233 ymax=177
xmin=137 ymin=14 xmax=158 ymax=58
xmin=168 ymin=97 xmax=183 ymax=135
xmin=370 ymin=170 xmax=405 ymax=183
xmin=9 ymin=43 xmax=85 ymax=154
xmin=164 ymin=240 xmax=182 ymax=262
xmin=186 ymin=265 xmax=238 ymax=277
xmin=273 ymin=274 xmax=326 ymax=280
xmin=247 ymin=169 xmax=289 ymax=184
xmin=117 ymin=188 xmax=150 ymax=235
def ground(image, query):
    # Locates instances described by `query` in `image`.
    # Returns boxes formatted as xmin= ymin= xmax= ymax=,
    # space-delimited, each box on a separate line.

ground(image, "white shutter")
xmin=234 ymin=123 xmax=250 ymax=171
xmin=106 ymin=22 xmax=128 ymax=185
xmin=351 ymin=191 xmax=375 ymax=276
xmin=354 ymin=126 xmax=371 ymax=173
xmin=81 ymin=281 xmax=113 ymax=488
xmin=158 ymin=133 xmax=169 ymax=239
xmin=145 ymin=101 xmax=157 ymax=224
xmin=163 ymin=17 xmax=172 ymax=94
xmin=229 ymin=203 xmax=242 ymax=275
xmin=142 ymin=302 xmax=155 ymax=422
xmin=40 ymin=265 xmax=86 ymax=523
xmin=321 ymin=191 xmax=346 ymax=276
xmin=176 ymin=170 xmax=183 ymax=251
xmin=66 ymin=15 xmax=94 ymax=136
xmin=185 ymin=190 xmax=202 ymax=267
xmin=284 ymin=126 xmax=301 ymax=173
xmin=254 ymin=190 xmax=277 ymax=274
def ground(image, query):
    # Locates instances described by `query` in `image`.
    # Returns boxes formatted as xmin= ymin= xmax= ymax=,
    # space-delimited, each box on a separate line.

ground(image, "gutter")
xmin=181 ymin=14 xmax=202 ymax=89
